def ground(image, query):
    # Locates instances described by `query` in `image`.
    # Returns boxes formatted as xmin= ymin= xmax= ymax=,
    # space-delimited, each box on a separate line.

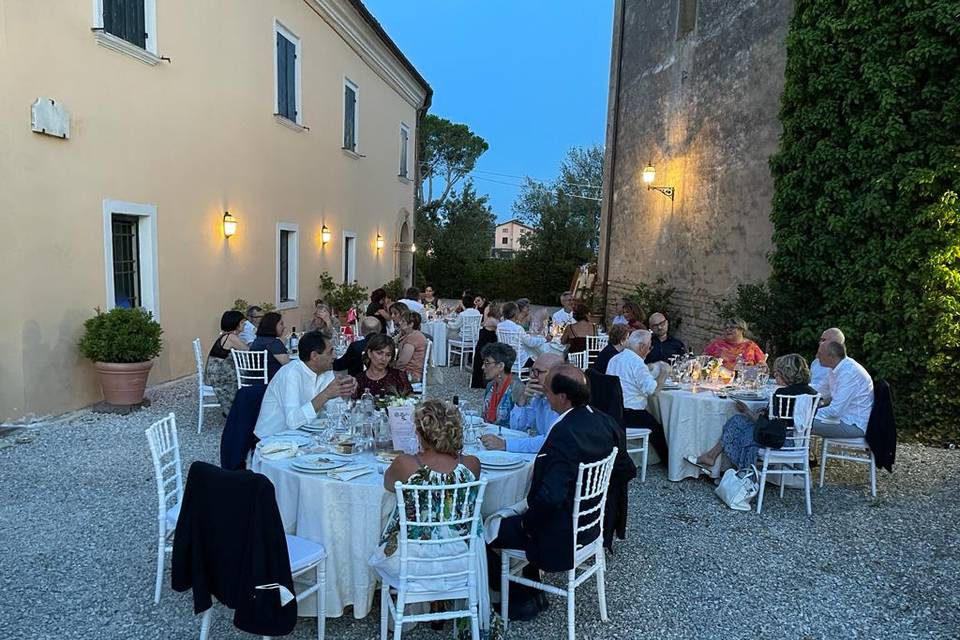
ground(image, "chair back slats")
xmin=569 ymin=351 xmax=588 ymax=371
xmin=232 ymin=350 xmax=269 ymax=388
xmin=145 ymin=413 xmax=183 ymax=514
xmin=460 ymin=315 xmax=482 ymax=344
xmin=571 ymin=448 xmax=618 ymax=552
xmin=394 ymin=479 xmax=488 ymax=587
xmin=192 ymin=339 xmax=205 ymax=386
xmin=586 ymin=335 xmax=609 ymax=367
xmin=767 ymin=393 xmax=821 ymax=453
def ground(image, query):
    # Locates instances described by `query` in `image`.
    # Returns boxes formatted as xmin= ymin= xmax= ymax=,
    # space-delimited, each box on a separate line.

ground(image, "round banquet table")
xmin=421 ymin=320 xmax=449 ymax=366
xmin=253 ymin=434 xmax=534 ymax=619
xmin=649 ymin=387 xmax=769 ymax=482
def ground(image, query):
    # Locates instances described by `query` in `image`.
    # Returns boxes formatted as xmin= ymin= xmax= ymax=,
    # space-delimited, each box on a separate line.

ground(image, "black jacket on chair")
xmin=172 ymin=462 xmax=296 ymax=636
xmin=520 ymin=406 xmax=619 ymax=572
xmin=221 ymin=384 xmax=267 ymax=470
xmin=585 ymin=368 xmax=625 ymax=427
xmin=865 ymin=379 xmax=896 ymax=472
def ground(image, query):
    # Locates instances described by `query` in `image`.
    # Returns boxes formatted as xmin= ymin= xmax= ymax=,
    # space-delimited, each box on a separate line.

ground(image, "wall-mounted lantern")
xmin=642 ymin=163 xmax=675 ymax=201
xmin=410 ymin=242 xmax=417 ymax=253
xmin=321 ymin=224 xmax=331 ymax=245
xmin=376 ymin=233 xmax=385 ymax=251
xmin=222 ymin=211 xmax=238 ymax=238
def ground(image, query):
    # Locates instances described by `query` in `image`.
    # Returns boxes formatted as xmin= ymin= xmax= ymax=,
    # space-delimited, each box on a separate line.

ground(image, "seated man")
xmin=551 ymin=291 xmax=575 ymax=326
xmin=645 ymin=312 xmax=686 ymax=364
xmin=239 ymin=305 xmax=263 ymax=346
xmin=811 ymin=340 xmax=873 ymax=438
xmin=479 ymin=353 xmax=562 ymax=453
xmin=397 ymin=286 xmax=426 ymax=318
xmin=810 ymin=327 xmax=845 ymax=391
xmin=606 ymin=329 xmax=669 ymax=460
xmin=332 ymin=316 xmax=381 ymax=377
xmin=254 ymin=331 xmax=357 ymax=439
xmin=446 ymin=293 xmax=483 ymax=339
xmin=498 ymin=301 xmax=551 ymax=368
xmin=487 ymin=365 xmax=621 ymax=620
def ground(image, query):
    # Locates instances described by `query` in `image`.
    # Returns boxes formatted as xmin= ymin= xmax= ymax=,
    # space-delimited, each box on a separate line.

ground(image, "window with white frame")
xmin=102 ymin=199 xmax=159 ymax=319
xmin=343 ymin=79 xmax=358 ymax=151
xmin=399 ymin=123 xmax=410 ymax=177
xmin=276 ymin=223 xmax=299 ymax=308
xmin=274 ymin=22 xmax=301 ymax=124
xmin=342 ymin=231 xmax=357 ymax=283
xmin=92 ymin=0 xmax=158 ymax=56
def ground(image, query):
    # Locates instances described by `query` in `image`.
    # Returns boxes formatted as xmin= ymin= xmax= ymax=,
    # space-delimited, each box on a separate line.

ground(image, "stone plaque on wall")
xmin=31 ymin=97 xmax=70 ymax=139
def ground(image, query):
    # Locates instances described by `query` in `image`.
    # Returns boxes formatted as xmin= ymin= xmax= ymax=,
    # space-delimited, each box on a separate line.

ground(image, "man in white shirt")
xmin=254 ymin=331 xmax=357 ymax=439
xmin=606 ymin=329 xmax=669 ymax=459
xmin=398 ymin=286 xmax=426 ymax=318
xmin=551 ymin=291 xmax=575 ymax=326
xmin=497 ymin=301 xmax=550 ymax=368
xmin=239 ymin=305 xmax=264 ymax=346
xmin=446 ymin=293 xmax=482 ymax=339
xmin=810 ymin=327 xmax=845 ymax=390
xmin=811 ymin=340 xmax=874 ymax=438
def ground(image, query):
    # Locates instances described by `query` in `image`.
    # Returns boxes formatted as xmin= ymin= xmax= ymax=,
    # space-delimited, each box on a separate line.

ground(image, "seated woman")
xmin=474 ymin=293 xmax=488 ymax=316
xmin=387 ymin=301 xmax=409 ymax=336
xmin=618 ymin=301 xmax=646 ymax=331
xmin=703 ymin=317 xmax=765 ymax=369
xmin=393 ymin=310 xmax=428 ymax=383
xmin=480 ymin=342 xmax=525 ymax=427
xmin=372 ymin=400 xmax=482 ymax=591
xmin=687 ymin=354 xmax=817 ymax=471
xmin=366 ymin=288 xmax=392 ymax=334
xmin=205 ymin=310 xmax=249 ymax=414
xmin=591 ymin=323 xmax=629 ymax=374
xmin=421 ymin=285 xmax=438 ymax=309
xmin=471 ymin=303 xmax=500 ymax=389
xmin=515 ymin=297 xmax=533 ymax=331
xmin=306 ymin=300 xmax=338 ymax=337
xmin=560 ymin=303 xmax=596 ymax=354
xmin=249 ymin=312 xmax=290 ymax=381
xmin=352 ymin=334 xmax=412 ymax=399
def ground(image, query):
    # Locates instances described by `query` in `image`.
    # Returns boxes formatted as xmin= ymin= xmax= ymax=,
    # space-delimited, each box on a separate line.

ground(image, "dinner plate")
xmin=292 ymin=454 xmax=349 ymax=472
xmin=299 ymin=423 xmax=328 ymax=433
xmin=729 ymin=391 xmax=767 ymax=401
xmin=261 ymin=434 xmax=312 ymax=448
xmin=481 ymin=460 xmax=526 ymax=471
xmin=477 ymin=451 xmax=526 ymax=470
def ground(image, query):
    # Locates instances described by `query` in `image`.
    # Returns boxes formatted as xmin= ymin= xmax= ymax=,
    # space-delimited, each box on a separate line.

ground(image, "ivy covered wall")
xmin=767 ymin=0 xmax=960 ymax=443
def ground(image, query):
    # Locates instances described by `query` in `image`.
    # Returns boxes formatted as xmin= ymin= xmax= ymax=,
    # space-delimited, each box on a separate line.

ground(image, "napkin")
xmin=260 ymin=441 xmax=298 ymax=459
xmin=484 ymin=499 xmax=528 ymax=543
xmin=328 ymin=465 xmax=373 ymax=482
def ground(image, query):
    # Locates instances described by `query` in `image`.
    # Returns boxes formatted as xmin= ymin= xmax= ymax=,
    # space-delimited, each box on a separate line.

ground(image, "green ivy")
xmin=767 ymin=0 xmax=960 ymax=444
xmin=627 ymin=278 xmax=681 ymax=330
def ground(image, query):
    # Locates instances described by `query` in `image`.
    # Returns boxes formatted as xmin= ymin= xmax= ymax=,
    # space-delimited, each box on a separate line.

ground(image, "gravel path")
xmin=1 ymin=369 xmax=957 ymax=640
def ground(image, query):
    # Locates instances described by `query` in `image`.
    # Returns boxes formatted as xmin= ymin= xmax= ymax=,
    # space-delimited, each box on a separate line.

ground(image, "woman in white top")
xmin=496 ymin=301 xmax=551 ymax=368
xmin=446 ymin=293 xmax=482 ymax=339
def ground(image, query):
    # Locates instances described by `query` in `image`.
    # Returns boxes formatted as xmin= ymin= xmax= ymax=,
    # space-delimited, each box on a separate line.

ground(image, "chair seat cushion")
xmin=286 ymin=535 xmax=326 ymax=572
xmin=165 ymin=502 xmax=180 ymax=533
xmin=371 ymin=539 xmax=471 ymax=593
xmin=625 ymin=428 xmax=651 ymax=439
xmin=757 ymin=448 xmax=807 ymax=462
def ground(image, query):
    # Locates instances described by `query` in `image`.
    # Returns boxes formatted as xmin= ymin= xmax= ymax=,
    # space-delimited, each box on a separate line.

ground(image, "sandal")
xmin=684 ymin=455 xmax=713 ymax=473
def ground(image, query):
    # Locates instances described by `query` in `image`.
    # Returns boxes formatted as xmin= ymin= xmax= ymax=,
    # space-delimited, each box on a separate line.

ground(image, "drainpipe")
xmin=411 ymin=88 xmax=433 ymax=288
xmin=601 ymin=0 xmax=626 ymax=318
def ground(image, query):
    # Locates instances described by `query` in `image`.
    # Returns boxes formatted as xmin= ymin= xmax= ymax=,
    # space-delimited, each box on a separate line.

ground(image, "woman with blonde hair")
xmin=687 ymin=353 xmax=817 ymax=472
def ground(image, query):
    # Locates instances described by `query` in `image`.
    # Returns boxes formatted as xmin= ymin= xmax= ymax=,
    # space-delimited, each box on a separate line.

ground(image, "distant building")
xmin=598 ymin=0 xmax=792 ymax=348
xmin=492 ymin=219 xmax=533 ymax=258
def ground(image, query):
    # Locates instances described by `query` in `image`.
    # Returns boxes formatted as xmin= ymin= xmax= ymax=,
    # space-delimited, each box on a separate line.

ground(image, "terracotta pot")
xmin=94 ymin=361 xmax=154 ymax=405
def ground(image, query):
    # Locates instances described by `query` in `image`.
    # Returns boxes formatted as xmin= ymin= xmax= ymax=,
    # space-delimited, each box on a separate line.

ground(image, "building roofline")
xmin=347 ymin=0 xmax=433 ymax=111
xmin=496 ymin=218 xmax=534 ymax=230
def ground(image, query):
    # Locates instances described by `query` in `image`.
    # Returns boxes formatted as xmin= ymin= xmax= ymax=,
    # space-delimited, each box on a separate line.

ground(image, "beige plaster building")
xmin=0 ymin=0 xmax=431 ymax=421
xmin=492 ymin=218 xmax=533 ymax=258
xmin=598 ymin=0 xmax=791 ymax=349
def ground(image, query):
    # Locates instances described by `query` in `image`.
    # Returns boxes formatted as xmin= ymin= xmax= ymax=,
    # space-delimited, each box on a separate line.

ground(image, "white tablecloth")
xmin=649 ymin=388 xmax=768 ymax=481
xmin=254 ymin=446 xmax=535 ymax=618
xmin=422 ymin=321 xmax=448 ymax=366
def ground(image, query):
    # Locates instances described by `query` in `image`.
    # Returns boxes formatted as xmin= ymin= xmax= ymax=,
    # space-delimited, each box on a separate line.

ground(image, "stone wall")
xmin=598 ymin=0 xmax=793 ymax=349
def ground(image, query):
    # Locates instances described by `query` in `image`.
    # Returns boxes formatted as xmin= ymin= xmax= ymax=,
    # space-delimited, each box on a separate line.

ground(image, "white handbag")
xmin=715 ymin=465 xmax=760 ymax=511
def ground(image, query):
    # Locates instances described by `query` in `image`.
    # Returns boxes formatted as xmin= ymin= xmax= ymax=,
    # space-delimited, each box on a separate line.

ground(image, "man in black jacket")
xmin=488 ymin=364 xmax=620 ymax=620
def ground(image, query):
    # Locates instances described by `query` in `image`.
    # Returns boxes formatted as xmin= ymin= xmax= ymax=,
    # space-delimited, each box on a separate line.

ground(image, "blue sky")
xmin=363 ymin=1 xmax=614 ymax=221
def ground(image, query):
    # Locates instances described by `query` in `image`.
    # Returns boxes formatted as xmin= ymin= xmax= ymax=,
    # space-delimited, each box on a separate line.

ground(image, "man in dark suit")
xmin=488 ymin=364 xmax=620 ymax=620
xmin=331 ymin=316 xmax=380 ymax=376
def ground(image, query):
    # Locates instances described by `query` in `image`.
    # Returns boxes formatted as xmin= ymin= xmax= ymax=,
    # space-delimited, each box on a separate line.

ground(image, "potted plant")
xmin=78 ymin=307 xmax=163 ymax=406
xmin=319 ymin=272 xmax=369 ymax=321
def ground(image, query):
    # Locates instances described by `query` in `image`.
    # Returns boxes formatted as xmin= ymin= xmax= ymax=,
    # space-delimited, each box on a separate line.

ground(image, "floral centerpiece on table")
xmin=374 ymin=389 xmax=416 ymax=411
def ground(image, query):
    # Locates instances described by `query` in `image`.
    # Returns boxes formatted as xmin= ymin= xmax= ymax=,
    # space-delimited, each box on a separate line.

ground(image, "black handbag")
xmin=754 ymin=414 xmax=787 ymax=448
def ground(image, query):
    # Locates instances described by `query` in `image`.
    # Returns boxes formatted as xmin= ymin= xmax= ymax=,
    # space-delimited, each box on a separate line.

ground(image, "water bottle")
xmin=289 ymin=327 xmax=299 ymax=354
xmin=360 ymin=389 xmax=375 ymax=415
xmin=734 ymin=354 xmax=745 ymax=387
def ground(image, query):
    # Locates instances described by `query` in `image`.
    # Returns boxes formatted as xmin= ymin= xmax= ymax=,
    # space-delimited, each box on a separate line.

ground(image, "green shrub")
xmin=381 ymin=278 xmax=405 ymax=301
xmin=231 ymin=298 xmax=275 ymax=313
xmin=78 ymin=307 xmax=163 ymax=363
xmin=318 ymin=272 xmax=368 ymax=314
xmin=767 ymin=0 xmax=960 ymax=445
xmin=627 ymin=277 xmax=681 ymax=330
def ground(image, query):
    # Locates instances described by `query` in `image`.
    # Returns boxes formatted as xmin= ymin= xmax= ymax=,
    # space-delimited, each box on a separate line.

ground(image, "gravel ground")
xmin=1 ymin=368 xmax=958 ymax=640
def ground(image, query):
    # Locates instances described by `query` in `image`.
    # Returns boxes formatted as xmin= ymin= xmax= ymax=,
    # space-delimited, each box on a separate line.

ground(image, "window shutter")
xmin=285 ymin=38 xmax=297 ymax=120
xmin=277 ymin=34 xmax=288 ymax=118
xmin=128 ymin=0 xmax=146 ymax=48
xmin=344 ymin=86 xmax=356 ymax=149
xmin=104 ymin=0 xmax=145 ymax=48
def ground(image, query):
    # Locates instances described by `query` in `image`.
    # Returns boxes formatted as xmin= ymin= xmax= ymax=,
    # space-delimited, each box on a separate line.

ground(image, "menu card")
xmin=388 ymin=405 xmax=418 ymax=454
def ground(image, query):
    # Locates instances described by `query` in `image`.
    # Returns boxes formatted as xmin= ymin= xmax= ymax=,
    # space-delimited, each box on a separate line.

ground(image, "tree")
xmin=417 ymin=114 xmax=489 ymax=215
xmin=420 ymin=182 xmax=496 ymax=297
xmin=766 ymin=0 xmax=960 ymax=444
xmin=513 ymin=145 xmax=604 ymax=254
